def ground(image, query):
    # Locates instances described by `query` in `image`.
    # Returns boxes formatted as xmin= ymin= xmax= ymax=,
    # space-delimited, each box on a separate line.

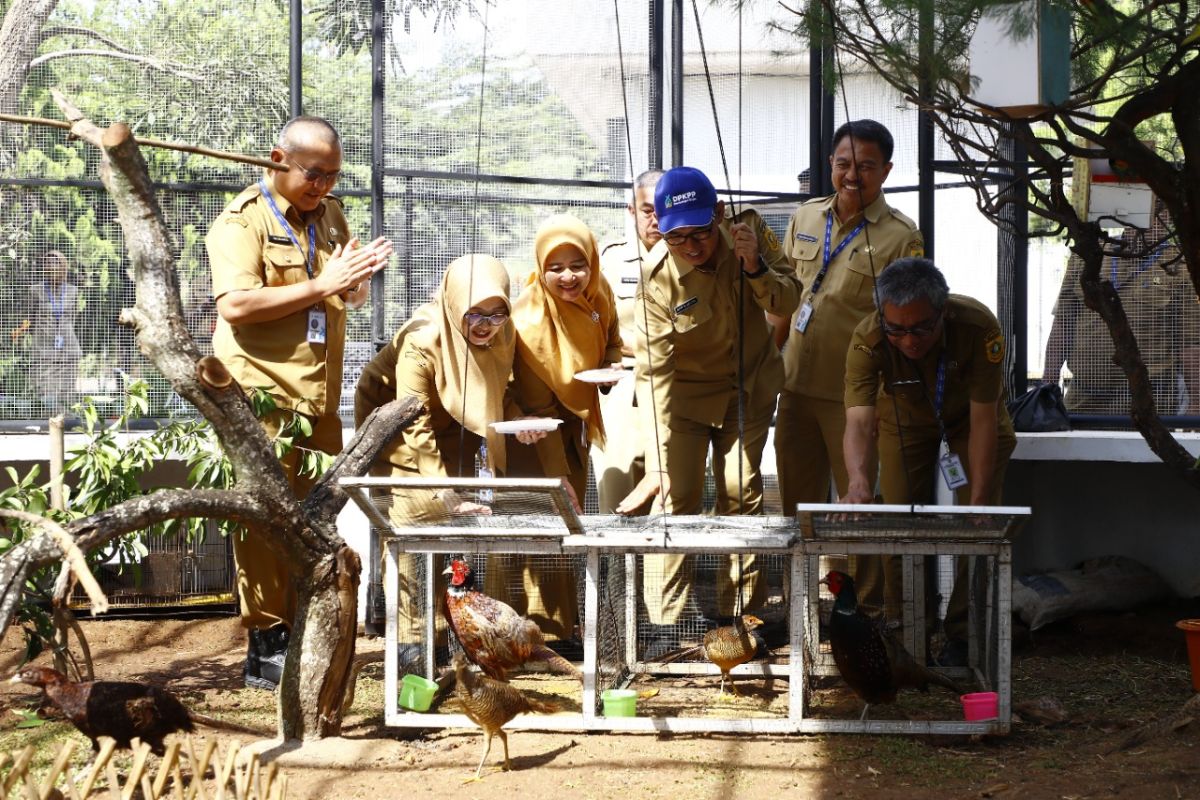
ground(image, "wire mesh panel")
xmin=793 ymin=503 xmax=1028 ymax=735
xmin=72 ymin=520 xmax=235 ymax=609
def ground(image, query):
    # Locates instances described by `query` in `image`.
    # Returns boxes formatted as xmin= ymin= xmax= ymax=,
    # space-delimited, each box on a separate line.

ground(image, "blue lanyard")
xmin=258 ymin=178 xmax=316 ymax=279
xmin=809 ymin=212 xmax=866 ymax=298
xmin=44 ymin=283 xmax=65 ymax=321
xmin=932 ymin=353 xmax=951 ymax=445
xmin=1110 ymin=244 xmax=1164 ymax=290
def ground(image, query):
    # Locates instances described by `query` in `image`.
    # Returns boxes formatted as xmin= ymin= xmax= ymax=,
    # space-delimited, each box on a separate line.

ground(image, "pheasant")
xmin=451 ymin=652 xmax=558 ymax=780
xmin=654 ymin=614 xmax=765 ymax=699
xmin=820 ymin=570 xmax=963 ymax=720
xmin=442 ymin=558 xmax=581 ymax=682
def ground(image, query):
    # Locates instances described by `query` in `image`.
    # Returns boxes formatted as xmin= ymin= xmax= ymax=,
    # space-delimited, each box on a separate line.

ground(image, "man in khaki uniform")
xmin=594 ymin=168 xmax=664 ymax=514
xmin=618 ymin=166 xmax=801 ymax=628
xmin=1043 ymin=213 xmax=1200 ymax=415
xmin=772 ymin=119 xmax=923 ymax=509
xmin=842 ymin=257 xmax=1015 ymax=665
xmin=769 ymin=119 xmax=922 ymax=614
xmin=207 ymin=115 xmax=392 ymax=689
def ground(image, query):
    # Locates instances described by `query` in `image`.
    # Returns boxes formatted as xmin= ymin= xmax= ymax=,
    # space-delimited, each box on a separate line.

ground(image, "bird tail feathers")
xmin=533 ymin=647 xmax=583 ymax=682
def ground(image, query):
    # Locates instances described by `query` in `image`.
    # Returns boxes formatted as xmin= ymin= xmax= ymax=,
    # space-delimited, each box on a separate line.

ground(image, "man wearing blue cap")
xmin=617 ymin=166 xmax=800 ymax=626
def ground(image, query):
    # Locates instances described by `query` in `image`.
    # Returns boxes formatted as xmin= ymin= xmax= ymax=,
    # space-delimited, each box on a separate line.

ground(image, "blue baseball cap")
xmin=654 ymin=166 xmax=718 ymax=233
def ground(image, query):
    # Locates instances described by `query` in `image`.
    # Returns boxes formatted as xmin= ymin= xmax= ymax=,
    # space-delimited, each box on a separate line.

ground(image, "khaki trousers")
xmin=645 ymin=390 xmax=772 ymax=624
xmin=592 ymin=372 xmax=647 ymax=514
xmin=873 ymin=428 xmax=1014 ymax=638
xmin=234 ymin=410 xmax=343 ymax=630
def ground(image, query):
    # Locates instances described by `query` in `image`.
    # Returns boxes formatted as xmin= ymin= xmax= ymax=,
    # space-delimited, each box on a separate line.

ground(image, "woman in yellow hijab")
xmin=507 ymin=213 xmax=623 ymax=501
xmin=487 ymin=214 xmax=622 ymax=642
xmin=355 ymin=253 xmax=545 ymax=661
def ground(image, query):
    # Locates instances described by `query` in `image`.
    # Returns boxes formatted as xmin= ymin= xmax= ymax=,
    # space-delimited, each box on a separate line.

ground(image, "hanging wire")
xmin=612 ymin=0 xmax=669 ymax=524
xmin=456 ymin=0 xmax=492 ymax=479
xmin=691 ymin=0 xmax=750 ymax=618
xmin=826 ymin=7 xmax=918 ymax=510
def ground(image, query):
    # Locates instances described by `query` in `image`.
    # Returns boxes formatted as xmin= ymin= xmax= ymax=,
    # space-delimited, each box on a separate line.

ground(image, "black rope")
xmin=691 ymin=0 xmax=749 ymax=618
xmin=613 ymin=0 xmax=668 ymax=527
xmin=456 ymin=0 xmax=492 ymax=480
xmin=827 ymin=11 xmax=918 ymax=511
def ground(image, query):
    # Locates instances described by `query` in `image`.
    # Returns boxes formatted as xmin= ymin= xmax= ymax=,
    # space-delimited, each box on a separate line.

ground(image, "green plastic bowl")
xmin=601 ymin=688 xmax=637 ymax=717
xmin=399 ymin=673 xmax=439 ymax=712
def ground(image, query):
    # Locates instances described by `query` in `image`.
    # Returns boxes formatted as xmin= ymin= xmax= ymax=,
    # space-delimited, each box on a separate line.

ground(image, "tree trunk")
xmin=0 ymin=0 xmax=59 ymax=114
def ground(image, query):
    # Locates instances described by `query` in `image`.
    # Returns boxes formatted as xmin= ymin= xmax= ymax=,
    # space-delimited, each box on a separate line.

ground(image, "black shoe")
xmin=244 ymin=626 xmax=289 ymax=691
xmin=641 ymin=625 xmax=679 ymax=660
xmin=934 ymin=639 xmax=969 ymax=668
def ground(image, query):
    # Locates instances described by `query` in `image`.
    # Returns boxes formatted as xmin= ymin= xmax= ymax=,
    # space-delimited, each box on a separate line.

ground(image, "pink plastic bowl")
xmin=961 ymin=691 xmax=999 ymax=721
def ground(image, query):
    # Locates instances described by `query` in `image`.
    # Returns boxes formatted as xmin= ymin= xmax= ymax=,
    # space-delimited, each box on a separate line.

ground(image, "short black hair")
xmin=832 ymin=119 xmax=894 ymax=163
xmin=875 ymin=257 xmax=949 ymax=312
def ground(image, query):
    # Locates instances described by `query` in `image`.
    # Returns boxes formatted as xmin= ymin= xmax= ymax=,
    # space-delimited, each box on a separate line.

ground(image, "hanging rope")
xmin=826 ymin=9 xmax=918 ymax=510
xmin=612 ymin=0 xmax=670 ymax=525
xmin=456 ymin=0 xmax=493 ymax=479
xmin=690 ymin=0 xmax=750 ymax=619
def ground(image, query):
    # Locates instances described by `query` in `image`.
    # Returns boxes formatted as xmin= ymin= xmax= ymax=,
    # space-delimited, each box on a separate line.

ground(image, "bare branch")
xmin=0 ymin=509 xmax=106 ymax=614
xmin=39 ymin=25 xmax=132 ymax=53
xmin=29 ymin=48 xmax=205 ymax=82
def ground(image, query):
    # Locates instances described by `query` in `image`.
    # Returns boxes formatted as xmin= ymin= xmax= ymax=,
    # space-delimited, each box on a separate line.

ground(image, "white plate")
xmin=573 ymin=368 xmax=630 ymax=384
xmin=490 ymin=418 xmax=564 ymax=434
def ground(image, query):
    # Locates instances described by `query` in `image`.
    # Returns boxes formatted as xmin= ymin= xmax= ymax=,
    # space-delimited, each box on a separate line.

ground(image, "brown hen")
xmin=442 ymin=559 xmax=581 ymax=682
xmin=452 ymin=652 xmax=558 ymax=780
xmin=11 ymin=666 xmax=193 ymax=755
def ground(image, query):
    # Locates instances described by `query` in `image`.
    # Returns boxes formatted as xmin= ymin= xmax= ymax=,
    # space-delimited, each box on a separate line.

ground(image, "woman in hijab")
xmin=486 ymin=214 xmax=622 ymax=642
xmin=355 ymin=253 xmax=545 ymax=664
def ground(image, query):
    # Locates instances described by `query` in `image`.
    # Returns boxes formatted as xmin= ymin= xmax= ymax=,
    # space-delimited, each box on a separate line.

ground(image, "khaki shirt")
xmin=635 ymin=208 xmax=801 ymax=469
xmin=1055 ymin=252 xmax=1199 ymax=413
xmin=782 ymin=193 xmax=923 ymax=401
xmin=599 ymin=237 xmax=650 ymax=354
xmin=845 ymin=295 xmax=1014 ymax=445
xmin=354 ymin=331 xmax=522 ymax=477
xmin=207 ymin=178 xmax=351 ymax=416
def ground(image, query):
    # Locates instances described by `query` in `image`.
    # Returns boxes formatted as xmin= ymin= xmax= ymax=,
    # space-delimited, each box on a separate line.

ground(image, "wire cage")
xmin=341 ymin=476 xmax=806 ymax=733
xmin=794 ymin=504 xmax=1030 ymax=735
xmin=71 ymin=519 xmax=235 ymax=610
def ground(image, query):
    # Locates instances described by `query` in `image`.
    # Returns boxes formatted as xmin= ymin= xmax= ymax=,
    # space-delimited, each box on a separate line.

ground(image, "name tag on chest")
xmin=268 ymin=234 xmax=293 ymax=245
xmin=674 ymin=297 xmax=699 ymax=316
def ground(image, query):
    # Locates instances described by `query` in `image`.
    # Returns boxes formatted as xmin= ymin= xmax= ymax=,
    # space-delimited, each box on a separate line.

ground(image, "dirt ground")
xmin=2 ymin=599 xmax=1200 ymax=800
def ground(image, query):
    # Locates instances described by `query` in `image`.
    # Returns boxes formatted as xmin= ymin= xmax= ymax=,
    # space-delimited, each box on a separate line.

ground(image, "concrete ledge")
xmin=1014 ymin=430 xmax=1200 ymax=462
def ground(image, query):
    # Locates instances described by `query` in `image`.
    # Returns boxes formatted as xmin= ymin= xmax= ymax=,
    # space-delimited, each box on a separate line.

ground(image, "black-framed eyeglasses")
xmin=662 ymin=215 xmax=718 ymax=247
xmin=464 ymin=311 xmax=509 ymax=327
xmin=882 ymin=313 xmax=941 ymax=340
xmin=286 ymin=154 xmax=341 ymax=186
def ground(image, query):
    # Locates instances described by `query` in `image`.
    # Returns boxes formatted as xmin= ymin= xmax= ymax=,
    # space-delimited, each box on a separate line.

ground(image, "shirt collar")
xmin=824 ymin=191 xmax=890 ymax=227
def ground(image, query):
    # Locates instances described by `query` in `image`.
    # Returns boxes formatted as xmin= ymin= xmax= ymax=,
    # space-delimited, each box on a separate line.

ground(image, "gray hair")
xmin=633 ymin=169 xmax=665 ymax=192
xmin=277 ymin=116 xmax=340 ymax=151
xmin=875 ymin=257 xmax=949 ymax=311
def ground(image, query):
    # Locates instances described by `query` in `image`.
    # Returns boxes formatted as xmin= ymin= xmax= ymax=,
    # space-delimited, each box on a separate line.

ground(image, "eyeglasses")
xmin=464 ymin=311 xmax=509 ymax=327
xmin=286 ymin=155 xmax=341 ymax=186
xmin=882 ymin=314 xmax=941 ymax=340
xmin=663 ymin=216 xmax=718 ymax=247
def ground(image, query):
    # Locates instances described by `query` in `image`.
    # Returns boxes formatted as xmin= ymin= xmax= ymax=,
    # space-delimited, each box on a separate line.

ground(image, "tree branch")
xmin=29 ymin=48 xmax=205 ymax=82
xmin=38 ymin=25 xmax=133 ymax=53
xmin=303 ymin=396 xmax=423 ymax=521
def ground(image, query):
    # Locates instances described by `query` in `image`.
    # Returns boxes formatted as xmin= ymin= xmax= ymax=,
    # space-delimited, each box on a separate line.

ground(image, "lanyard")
xmin=258 ymin=178 xmax=316 ymax=279
xmin=1110 ymin=244 xmax=1164 ymax=290
xmin=808 ymin=212 xmax=866 ymax=299
xmin=902 ymin=350 xmax=951 ymax=445
xmin=44 ymin=283 xmax=65 ymax=321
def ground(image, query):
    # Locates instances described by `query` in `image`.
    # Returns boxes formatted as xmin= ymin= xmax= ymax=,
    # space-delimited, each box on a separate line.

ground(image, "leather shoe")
xmin=244 ymin=626 xmax=289 ymax=691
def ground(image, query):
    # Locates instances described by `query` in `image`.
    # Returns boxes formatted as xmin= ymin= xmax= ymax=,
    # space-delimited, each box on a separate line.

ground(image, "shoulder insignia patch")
xmin=908 ymin=240 xmax=925 ymax=258
xmin=985 ymin=330 xmax=1004 ymax=364
xmin=761 ymin=225 xmax=781 ymax=252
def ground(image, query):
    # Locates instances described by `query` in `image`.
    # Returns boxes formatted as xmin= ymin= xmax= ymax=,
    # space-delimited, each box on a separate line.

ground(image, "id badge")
xmin=306 ymin=308 xmax=327 ymax=344
xmin=794 ymin=301 xmax=814 ymax=333
xmin=476 ymin=465 xmax=494 ymax=505
xmin=54 ymin=335 xmax=64 ymax=350
xmin=939 ymin=451 xmax=969 ymax=490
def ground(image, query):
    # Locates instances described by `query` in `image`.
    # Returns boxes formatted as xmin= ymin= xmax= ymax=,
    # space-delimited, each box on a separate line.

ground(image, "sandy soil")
xmin=2 ymin=600 xmax=1200 ymax=799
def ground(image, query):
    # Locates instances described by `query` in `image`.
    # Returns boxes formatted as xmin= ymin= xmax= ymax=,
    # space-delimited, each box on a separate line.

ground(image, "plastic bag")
xmin=1007 ymin=383 xmax=1070 ymax=432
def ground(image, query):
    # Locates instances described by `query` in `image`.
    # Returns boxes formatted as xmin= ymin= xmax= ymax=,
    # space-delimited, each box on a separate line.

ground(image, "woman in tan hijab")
xmin=355 ymin=253 xmax=545 ymax=662
xmin=487 ymin=214 xmax=623 ymax=642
